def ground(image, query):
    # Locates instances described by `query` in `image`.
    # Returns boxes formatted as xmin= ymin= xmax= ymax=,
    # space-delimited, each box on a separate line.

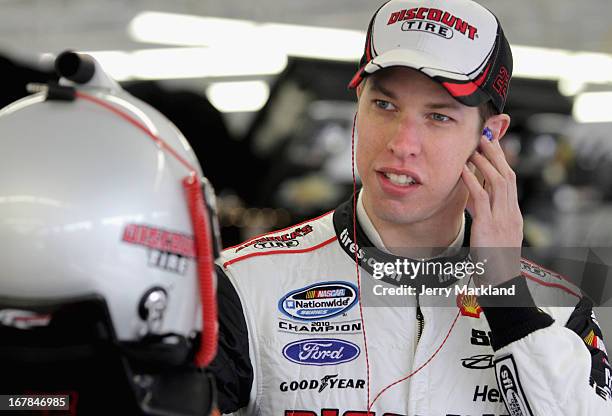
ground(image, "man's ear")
xmin=484 ymin=113 xmax=511 ymax=141
xmin=356 ymin=81 xmax=364 ymax=100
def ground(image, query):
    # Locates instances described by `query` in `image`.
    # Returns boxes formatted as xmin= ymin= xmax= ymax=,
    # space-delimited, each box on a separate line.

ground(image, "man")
xmin=210 ymin=0 xmax=612 ymax=414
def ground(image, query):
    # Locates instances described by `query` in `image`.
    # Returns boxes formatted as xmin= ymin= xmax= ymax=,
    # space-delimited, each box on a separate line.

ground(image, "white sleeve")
xmin=481 ymin=278 xmax=612 ymax=415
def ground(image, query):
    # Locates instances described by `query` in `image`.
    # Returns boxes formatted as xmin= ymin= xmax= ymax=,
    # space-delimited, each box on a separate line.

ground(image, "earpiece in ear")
xmin=482 ymin=127 xmax=494 ymax=141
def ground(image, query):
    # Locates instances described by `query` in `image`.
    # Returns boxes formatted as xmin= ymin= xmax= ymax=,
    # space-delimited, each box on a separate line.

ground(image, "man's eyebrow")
xmin=369 ymin=78 xmax=397 ymax=100
xmin=369 ymin=79 xmax=463 ymax=111
xmin=424 ymin=101 xmax=463 ymax=111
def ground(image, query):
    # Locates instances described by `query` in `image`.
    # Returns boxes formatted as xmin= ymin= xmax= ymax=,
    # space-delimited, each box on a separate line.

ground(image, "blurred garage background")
xmin=2 ymin=0 xmax=612 ymax=328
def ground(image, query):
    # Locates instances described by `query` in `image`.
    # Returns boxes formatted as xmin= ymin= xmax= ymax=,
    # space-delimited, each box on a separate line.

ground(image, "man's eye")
xmin=431 ymin=113 xmax=451 ymax=122
xmin=374 ymin=100 xmax=396 ymax=111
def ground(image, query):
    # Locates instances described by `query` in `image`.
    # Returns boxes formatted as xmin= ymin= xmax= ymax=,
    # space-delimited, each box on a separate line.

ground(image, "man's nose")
xmin=386 ymin=116 xmax=423 ymax=158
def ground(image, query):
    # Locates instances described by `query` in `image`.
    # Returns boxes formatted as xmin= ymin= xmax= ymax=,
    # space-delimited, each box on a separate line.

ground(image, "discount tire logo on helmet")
xmin=282 ymin=338 xmax=360 ymax=366
xmin=278 ymin=281 xmax=358 ymax=321
xmin=122 ymin=224 xmax=194 ymax=275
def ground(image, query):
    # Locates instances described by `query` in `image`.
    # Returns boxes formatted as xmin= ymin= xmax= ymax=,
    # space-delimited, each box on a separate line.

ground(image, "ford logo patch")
xmin=278 ymin=281 xmax=358 ymax=321
xmin=282 ymin=338 xmax=360 ymax=366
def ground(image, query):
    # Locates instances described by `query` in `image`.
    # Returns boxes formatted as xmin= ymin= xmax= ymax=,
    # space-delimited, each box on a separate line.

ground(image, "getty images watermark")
xmin=372 ymin=258 xmax=486 ymax=280
xmin=358 ymin=246 xmax=612 ymax=307
xmin=370 ymin=258 xmax=516 ymax=297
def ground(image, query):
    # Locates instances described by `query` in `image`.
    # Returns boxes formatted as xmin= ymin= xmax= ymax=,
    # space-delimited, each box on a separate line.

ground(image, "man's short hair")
xmin=478 ymin=100 xmax=498 ymax=128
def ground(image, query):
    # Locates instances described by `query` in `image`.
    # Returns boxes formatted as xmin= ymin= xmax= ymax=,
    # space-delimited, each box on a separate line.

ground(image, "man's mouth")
xmin=383 ymin=172 xmax=418 ymax=186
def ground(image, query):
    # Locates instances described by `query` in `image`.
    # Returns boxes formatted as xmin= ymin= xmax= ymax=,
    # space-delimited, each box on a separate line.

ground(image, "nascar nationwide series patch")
xmin=278 ymin=281 xmax=358 ymax=321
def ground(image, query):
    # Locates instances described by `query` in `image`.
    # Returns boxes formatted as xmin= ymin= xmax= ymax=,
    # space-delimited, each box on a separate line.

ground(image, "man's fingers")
xmin=469 ymin=151 xmax=508 ymax=208
xmin=461 ymin=165 xmax=492 ymax=220
xmin=479 ymin=135 xmax=514 ymax=179
xmin=478 ymin=135 xmax=520 ymax=208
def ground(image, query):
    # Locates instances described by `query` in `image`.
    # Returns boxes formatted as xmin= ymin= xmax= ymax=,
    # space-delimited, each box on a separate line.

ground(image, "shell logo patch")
xmin=457 ymin=294 xmax=482 ymax=318
xmin=584 ymin=329 xmax=608 ymax=355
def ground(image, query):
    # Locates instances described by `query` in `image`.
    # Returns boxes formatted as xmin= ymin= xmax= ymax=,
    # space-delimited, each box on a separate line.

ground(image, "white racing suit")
xmin=209 ymin=196 xmax=612 ymax=415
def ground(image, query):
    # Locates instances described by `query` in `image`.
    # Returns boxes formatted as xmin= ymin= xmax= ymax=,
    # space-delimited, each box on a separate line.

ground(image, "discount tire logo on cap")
xmin=278 ymin=281 xmax=358 ymax=321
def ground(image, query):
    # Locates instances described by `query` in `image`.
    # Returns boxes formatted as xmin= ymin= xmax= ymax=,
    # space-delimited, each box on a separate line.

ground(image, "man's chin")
xmin=371 ymin=202 xmax=432 ymax=226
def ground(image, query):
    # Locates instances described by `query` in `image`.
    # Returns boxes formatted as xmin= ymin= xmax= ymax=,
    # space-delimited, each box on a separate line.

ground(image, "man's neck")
xmin=359 ymin=190 xmax=465 ymax=256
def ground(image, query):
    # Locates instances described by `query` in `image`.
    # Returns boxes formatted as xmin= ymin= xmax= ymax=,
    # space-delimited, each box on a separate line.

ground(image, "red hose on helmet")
xmin=183 ymin=176 xmax=218 ymax=367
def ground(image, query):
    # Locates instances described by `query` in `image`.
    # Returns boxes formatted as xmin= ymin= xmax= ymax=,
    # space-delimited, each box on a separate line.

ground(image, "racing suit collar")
xmin=332 ymin=192 xmax=472 ymax=288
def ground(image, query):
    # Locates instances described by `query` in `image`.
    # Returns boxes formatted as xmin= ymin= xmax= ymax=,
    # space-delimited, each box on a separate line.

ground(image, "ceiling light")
xmin=81 ymin=50 xmax=133 ymax=81
xmin=258 ymin=23 xmax=363 ymax=61
xmin=129 ymin=12 xmax=363 ymax=62
xmin=572 ymin=91 xmax=612 ymax=123
xmin=128 ymin=12 xmax=257 ymax=47
xmin=206 ymin=81 xmax=270 ymax=112
xmin=558 ymin=78 xmax=586 ymax=97
xmin=82 ymin=48 xmax=287 ymax=81
xmin=512 ymin=46 xmax=571 ymax=81
xmin=128 ymin=12 xmax=612 ymax=87
xmin=130 ymin=47 xmax=286 ymax=79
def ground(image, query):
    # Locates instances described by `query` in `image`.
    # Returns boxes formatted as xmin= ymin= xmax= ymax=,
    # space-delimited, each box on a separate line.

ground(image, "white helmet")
xmin=0 ymin=52 xmax=219 ymax=415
